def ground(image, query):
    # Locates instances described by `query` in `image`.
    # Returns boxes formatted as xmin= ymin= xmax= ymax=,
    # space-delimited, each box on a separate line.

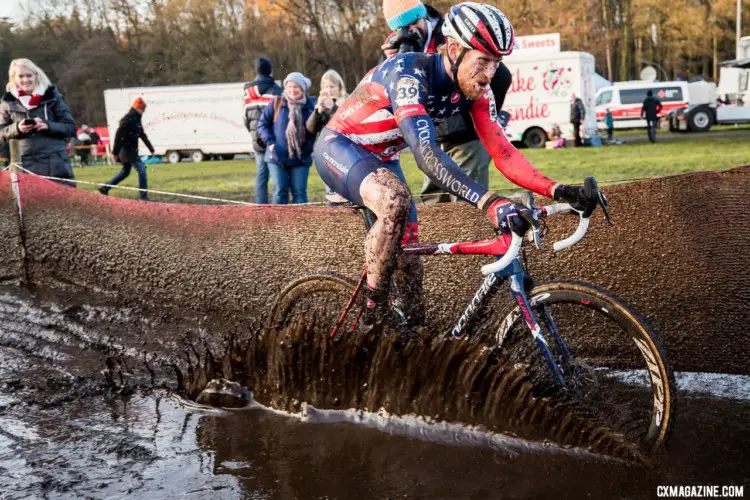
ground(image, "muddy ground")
xmin=1 ymin=284 xmax=748 ymax=499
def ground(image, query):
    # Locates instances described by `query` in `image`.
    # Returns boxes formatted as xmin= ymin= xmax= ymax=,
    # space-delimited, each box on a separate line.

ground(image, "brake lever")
xmin=597 ymin=190 xmax=612 ymax=225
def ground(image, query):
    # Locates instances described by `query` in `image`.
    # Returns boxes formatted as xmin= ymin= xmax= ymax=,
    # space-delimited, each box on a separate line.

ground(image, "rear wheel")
xmin=523 ymin=127 xmax=547 ymax=148
xmin=191 ymin=150 xmax=205 ymax=163
xmin=493 ymin=280 xmax=674 ymax=455
xmin=268 ymin=273 xmax=359 ymax=337
xmin=688 ymin=107 xmax=712 ymax=132
xmin=166 ymin=151 xmax=182 ymax=164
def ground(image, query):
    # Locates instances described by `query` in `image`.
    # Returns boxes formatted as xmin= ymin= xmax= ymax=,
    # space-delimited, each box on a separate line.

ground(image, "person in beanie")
xmin=0 ymin=58 xmax=77 ymax=186
xmin=99 ymin=97 xmax=155 ymax=200
xmin=244 ymin=57 xmax=282 ymax=203
xmin=380 ymin=0 xmax=514 ymax=204
xmin=257 ymin=72 xmax=316 ymax=204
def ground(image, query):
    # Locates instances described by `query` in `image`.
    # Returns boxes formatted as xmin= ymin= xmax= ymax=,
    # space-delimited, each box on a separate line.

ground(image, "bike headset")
xmin=441 ymin=2 xmax=515 ymax=96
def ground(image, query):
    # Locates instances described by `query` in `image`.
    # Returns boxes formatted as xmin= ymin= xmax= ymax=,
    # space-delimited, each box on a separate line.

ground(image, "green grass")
xmin=74 ymin=128 xmax=750 ymax=203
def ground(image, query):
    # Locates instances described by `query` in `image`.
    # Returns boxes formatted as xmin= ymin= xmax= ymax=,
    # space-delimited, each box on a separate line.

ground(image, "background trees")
xmin=0 ymin=0 xmax=745 ymax=125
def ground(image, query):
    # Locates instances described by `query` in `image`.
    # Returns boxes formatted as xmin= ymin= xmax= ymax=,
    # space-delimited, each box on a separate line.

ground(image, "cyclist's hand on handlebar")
xmin=553 ymin=182 xmax=599 ymax=217
xmin=484 ymin=196 xmax=538 ymax=236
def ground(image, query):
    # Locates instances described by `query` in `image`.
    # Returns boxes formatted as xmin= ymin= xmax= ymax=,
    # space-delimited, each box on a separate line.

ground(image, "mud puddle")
xmin=0 ymin=284 xmax=748 ymax=499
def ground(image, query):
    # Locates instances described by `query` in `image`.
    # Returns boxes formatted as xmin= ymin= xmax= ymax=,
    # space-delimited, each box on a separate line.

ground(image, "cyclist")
xmin=313 ymin=2 xmax=596 ymax=328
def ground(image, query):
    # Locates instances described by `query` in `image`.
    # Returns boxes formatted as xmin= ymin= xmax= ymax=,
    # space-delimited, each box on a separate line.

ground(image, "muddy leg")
xmin=359 ymin=169 xmax=411 ymax=292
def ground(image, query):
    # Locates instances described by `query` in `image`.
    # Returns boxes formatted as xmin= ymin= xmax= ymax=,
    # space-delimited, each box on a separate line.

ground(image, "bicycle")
xmin=268 ymin=178 xmax=675 ymax=455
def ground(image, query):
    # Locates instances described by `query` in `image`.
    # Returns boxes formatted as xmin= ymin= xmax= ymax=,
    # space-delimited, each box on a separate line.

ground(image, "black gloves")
xmin=553 ymin=183 xmax=598 ymax=217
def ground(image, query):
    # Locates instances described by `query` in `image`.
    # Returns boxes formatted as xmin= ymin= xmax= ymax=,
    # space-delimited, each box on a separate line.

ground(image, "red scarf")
xmin=14 ymin=87 xmax=45 ymax=109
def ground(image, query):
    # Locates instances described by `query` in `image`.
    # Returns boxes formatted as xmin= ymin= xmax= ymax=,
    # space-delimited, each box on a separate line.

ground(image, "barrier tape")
xmin=8 ymin=162 xmax=744 ymax=206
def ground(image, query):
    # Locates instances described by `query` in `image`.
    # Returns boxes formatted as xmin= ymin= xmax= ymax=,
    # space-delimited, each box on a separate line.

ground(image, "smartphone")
xmin=22 ymin=118 xmax=35 ymax=126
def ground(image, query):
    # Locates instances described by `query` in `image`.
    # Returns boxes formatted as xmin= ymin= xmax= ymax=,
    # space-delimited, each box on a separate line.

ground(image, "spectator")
xmin=380 ymin=0 xmax=513 ymax=204
xmin=0 ymin=58 xmax=77 ymax=186
xmin=306 ymin=69 xmax=347 ymax=136
xmin=75 ymin=124 xmax=92 ymax=166
xmin=546 ymin=124 xmax=565 ymax=149
xmin=641 ymin=90 xmax=663 ymax=143
xmin=605 ymin=109 xmax=614 ymax=143
xmin=87 ymin=126 xmax=102 ymax=161
xmin=99 ymin=97 xmax=155 ymax=200
xmin=244 ymin=57 xmax=282 ymax=204
xmin=258 ymin=72 xmax=316 ymax=204
xmin=570 ymin=92 xmax=585 ymax=147
xmin=306 ymin=69 xmax=347 ymax=197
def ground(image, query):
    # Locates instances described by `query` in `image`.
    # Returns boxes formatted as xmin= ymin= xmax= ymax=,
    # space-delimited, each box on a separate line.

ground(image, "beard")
xmin=457 ymin=67 xmax=490 ymax=100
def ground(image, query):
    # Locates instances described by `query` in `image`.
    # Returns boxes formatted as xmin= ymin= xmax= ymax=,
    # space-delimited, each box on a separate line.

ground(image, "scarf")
xmin=284 ymin=92 xmax=307 ymax=160
xmin=12 ymin=84 xmax=47 ymax=110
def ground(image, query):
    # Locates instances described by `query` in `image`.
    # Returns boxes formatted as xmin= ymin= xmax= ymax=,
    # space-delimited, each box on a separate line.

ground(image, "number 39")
xmin=397 ymin=86 xmax=418 ymax=99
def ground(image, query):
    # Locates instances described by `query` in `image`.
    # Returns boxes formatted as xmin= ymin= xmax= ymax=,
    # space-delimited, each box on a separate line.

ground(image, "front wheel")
xmin=493 ymin=280 xmax=675 ymax=455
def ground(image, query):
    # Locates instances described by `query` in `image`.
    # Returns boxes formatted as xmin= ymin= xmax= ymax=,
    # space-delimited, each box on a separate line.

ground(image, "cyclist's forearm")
xmin=478 ymin=130 xmax=556 ymax=198
xmin=401 ymin=115 xmax=487 ymax=206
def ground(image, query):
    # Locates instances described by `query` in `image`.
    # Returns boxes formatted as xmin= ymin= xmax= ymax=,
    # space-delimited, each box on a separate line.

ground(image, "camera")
xmin=390 ymin=27 xmax=425 ymax=54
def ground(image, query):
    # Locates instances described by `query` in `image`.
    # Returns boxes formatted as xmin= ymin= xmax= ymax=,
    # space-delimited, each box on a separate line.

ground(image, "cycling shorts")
xmin=313 ymin=128 xmax=418 ymax=229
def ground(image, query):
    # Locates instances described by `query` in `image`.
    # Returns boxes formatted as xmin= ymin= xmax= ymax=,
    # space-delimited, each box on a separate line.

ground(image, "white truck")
xmin=594 ymin=80 xmax=716 ymax=132
xmin=503 ymin=49 xmax=597 ymax=148
xmin=103 ymin=83 xmax=251 ymax=163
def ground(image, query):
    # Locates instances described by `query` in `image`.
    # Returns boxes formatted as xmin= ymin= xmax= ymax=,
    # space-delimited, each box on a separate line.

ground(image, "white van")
xmin=594 ymin=81 xmax=715 ymax=131
xmin=104 ymin=83 xmax=251 ymax=163
xmin=502 ymin=51 xmax=597 ymax=148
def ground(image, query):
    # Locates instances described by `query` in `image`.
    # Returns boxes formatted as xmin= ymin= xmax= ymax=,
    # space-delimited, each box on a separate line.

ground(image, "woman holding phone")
xmin=306 ymin=69 xmax=347 ymax=137
xmin=0 ymin=58 xmax=77 ymax=186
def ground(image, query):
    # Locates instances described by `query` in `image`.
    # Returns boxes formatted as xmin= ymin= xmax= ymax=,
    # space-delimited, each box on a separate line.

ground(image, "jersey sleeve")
xmin=387 ymin=66 xmax=489 ymax=207
xmin=470 ymin=88 xmax=557 ymax=198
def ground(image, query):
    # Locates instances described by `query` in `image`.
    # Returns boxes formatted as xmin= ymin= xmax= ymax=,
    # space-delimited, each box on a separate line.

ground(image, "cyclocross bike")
xmin=269 ymin=178 xmax=675 ymax=455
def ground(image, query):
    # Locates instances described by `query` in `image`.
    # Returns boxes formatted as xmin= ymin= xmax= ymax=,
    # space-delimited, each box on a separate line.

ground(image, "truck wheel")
xmin=523 ymin=127 xmax=547 ymax=148
xmin=166 ymin=151 xmax=181 ymax=164
xmin=688 ymin=108 xmax=712 ymax=132
xmin=191 ymin=151 xmax=205 ymax=163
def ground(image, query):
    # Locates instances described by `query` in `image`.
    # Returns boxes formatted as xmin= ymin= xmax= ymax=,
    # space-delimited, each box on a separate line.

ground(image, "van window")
xmin=596 ymin=90 xmax=612 ymax=106
xmin=620 ymin=87 xmax=683 ymax=104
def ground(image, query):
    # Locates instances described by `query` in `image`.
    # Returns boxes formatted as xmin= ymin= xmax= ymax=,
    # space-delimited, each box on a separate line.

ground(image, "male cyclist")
xmin=314 ymin=2 xmax=596 ymax=327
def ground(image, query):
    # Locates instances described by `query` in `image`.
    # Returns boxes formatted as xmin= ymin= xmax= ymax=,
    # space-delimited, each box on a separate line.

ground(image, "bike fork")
xmin=508 ymin=272 xmax=567 ymax=388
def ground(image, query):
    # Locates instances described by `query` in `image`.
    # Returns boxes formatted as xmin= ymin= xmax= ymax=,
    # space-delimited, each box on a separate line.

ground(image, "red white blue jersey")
xmin=327 ymin=52 xmax=556 ymax=198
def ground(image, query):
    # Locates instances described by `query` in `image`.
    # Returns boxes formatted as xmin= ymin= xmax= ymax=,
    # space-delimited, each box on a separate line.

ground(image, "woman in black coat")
xmin=0 ymin=58 xmax=77 ymax=186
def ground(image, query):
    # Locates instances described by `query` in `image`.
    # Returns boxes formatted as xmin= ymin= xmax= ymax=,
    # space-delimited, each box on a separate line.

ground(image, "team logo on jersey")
xmin=394 ymin=77 xmax=421 ymax=106
xmin=450 ymin=92 xmax=461 ymax=104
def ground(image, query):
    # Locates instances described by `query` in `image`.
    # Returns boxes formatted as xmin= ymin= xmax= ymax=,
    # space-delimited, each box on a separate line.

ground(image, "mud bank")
xmin=1 ymin=167 xmax=749 ymax=374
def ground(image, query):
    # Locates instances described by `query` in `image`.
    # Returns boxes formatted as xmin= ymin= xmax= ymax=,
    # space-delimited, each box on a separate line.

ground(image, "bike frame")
xmin=332 ymin=234 xmax=572 ymax=387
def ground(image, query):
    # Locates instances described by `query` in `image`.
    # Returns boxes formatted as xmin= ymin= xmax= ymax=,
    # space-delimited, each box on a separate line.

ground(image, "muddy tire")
xmin=493 ymin=280 xmax=675 ymax=456
xmin=268 ymin=273 xmax=359 ymax=336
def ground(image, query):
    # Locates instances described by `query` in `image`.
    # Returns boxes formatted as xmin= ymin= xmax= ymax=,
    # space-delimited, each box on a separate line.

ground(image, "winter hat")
xmin=383 ymin=0 xmax=427 ymax=30
xmin=255 ymin=57 xmax=272 ymax=77
xmin=132 ymin=97 xmax=147 ymax=112
xmin=283 ymin=72 xmax=311 ymax=93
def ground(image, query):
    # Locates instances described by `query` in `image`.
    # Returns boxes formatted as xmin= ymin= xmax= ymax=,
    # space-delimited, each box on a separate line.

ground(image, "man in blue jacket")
xmin=257 ymin=72 xmax=317 ymax=204
xmin=244 ymin=57 xmax=282 ymax=203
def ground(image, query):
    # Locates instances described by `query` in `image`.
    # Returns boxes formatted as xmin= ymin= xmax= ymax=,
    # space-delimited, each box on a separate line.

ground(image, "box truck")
xmin=502 ymin=50 xmax=597 ymax=148
xmin=104 ymin=83 xmax=251 ymax=163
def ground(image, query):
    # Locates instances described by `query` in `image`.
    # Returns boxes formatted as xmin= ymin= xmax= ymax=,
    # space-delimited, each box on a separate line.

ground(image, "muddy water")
xmin=1 ymin=284 xmax=748 ymax=499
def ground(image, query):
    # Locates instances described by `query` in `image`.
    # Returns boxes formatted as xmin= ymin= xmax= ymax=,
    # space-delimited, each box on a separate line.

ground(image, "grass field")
xmin=73 ymin=128 xmax=750 ymax=203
